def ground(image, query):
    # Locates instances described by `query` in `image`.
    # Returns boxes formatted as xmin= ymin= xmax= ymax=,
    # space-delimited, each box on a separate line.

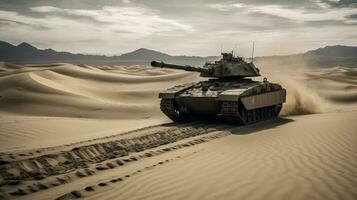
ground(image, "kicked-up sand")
xmin=0 ymin=62 xmax=356 ymax=200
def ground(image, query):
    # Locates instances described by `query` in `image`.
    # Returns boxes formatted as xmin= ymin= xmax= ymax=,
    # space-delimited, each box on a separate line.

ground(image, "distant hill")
xmin=307 ymin=45 xmax=357 ymax=58
xmin=0 ymin=41 xmax=356 ymax=67
xmin=0 ymin=41 xmax=108 ymax=62
xmin=119 ymin=48 xmax=172 ymax=60
xmin=255 ymin=45 xmax=357 ymax=68
xmin=0 ymin=41 xmax=217 ymax=66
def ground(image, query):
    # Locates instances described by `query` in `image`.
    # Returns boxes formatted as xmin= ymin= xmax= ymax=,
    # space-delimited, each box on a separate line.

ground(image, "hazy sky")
xmin=0 ymin=0 xmax=356 ymax=56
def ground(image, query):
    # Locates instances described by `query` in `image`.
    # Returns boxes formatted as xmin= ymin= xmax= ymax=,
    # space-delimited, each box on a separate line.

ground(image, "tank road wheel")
xmin=241 ymin=108 xmax=248 ymax=122
xmin=221 ymin=101 xmax=247 ymax=125
xmin=256 ymin=109 xmax=262 ymax=121
xmin=262 ymin=108 xmax=267 ymax=119
xmin=221 ymin=101 xmax=241 ymax=124
xmin=264 ymin=107 xmax=270 ymax=119
xmin=249 ymin=108 xmax=256 ymax=124
xmin=160 ymin=99 xmax=190 ymax=122
xmin=274 ymin=104 xmax=283 ymax=116
xmin=268 ymin=106 xmax=274 ymax=118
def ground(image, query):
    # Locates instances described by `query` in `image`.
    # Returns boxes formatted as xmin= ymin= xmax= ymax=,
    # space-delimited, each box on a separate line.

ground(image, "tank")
xmin=151 ymin=52 xmax=286 ymax=124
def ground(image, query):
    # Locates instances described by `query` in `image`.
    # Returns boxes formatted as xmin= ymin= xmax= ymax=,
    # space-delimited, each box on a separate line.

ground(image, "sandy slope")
xmin=0 ymin=62 xmax=198 ymax=151
xmin=84 ymin=111 xmax=357 ymax=200
xmin=0 ymin=62 xmax=357 ymax=200
xmin=3 ymin=112 xmax=356 ymax=200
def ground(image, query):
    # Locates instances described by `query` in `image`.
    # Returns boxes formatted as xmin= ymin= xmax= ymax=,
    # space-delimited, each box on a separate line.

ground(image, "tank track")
xmin=161 ymin=99 xmax=282 ymax=124
xmin=221 ymin=101 xmax=282 ymax=125
xmin=160 ymin=99 xmax=188 ymax=122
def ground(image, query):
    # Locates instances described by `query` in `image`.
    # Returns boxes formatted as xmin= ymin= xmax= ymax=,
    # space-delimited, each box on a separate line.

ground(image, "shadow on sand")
xmin=227 ymin=117 xmax=294 ymax=135
xmin=162 ymin=116 xmax=294 ymax=136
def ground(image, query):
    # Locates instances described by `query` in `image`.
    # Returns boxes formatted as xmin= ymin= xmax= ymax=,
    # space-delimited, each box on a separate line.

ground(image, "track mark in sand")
xmin=55 ymin=146 xmax=207 ymax=200
xmin=0 ymin=123 xmax=231 ymax=199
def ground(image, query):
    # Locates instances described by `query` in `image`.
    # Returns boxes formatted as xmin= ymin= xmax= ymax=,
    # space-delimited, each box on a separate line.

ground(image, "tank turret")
xmin=151 ymin=52 xmax=260 ymax=78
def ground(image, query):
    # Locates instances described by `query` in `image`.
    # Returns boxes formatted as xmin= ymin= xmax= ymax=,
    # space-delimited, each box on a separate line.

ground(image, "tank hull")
xmin=159 ymin=79 xmax=286 ymax=124
xmin=176 ymin=96 xmax=221 ymax=115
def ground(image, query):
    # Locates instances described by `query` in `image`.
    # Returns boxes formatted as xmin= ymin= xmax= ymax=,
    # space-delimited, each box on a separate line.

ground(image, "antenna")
xmin=251 ymin=41 xmax=255 ymax=63
xmin=234 ymin=44 xmax=237 ymax=57
xmin=220 ymin=44 xmax=223 ymax=54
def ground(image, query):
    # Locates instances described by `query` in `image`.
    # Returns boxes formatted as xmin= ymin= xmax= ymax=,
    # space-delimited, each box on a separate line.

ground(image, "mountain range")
xmin=0 ymin=41 xmax=217 ymax=66
xmin=0 ymin=41 xmax=356 ymax=67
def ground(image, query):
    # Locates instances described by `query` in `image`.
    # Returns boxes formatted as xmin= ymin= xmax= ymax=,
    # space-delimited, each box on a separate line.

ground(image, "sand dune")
xmin=0 ymin=62 xmax=356 ymax=200
xmin=0 ymin=63 xmax=198 ymax=150
xmin=306 ymin=67 xmax=357 ymax=104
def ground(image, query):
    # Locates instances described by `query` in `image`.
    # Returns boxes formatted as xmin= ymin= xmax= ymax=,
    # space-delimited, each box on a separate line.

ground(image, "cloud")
xmin=208 ymin=2 xmax=357 ymax=22
xmin=0 ymin=5 xmax=193 ymax=55
xmin=0 ymin=10 xmax=51 ymax=30
xmin=320 ymin=0 xmax=357 ymax=8
xmin=30 ymin=6 xmax=60 ymax=13
xmin=209 ymin=3 xmax=246 ymax=12
xmin=0 ymin=0 xmax=356 ymax=56
xmin=29 ymin=6 xmax=193 ymax=35
xmin=346 ymin=13 xmax=357 ymax=18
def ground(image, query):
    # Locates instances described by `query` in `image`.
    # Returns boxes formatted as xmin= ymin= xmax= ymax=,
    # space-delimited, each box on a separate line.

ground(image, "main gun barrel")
xmin=151 ymin=61 xmax=210 ymax=74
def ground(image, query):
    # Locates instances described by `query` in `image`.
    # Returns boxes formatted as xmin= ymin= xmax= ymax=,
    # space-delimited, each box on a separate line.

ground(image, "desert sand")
xmin=0 ymin=62 xmax=356 ymax=200
xmin=0 ymin=62 xmax=199 ymax=151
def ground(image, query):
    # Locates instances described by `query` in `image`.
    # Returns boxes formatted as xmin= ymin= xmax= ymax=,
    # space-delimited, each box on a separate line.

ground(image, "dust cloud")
xmin=279 ymin=79 xmax=324 ymax=116
xmin=259 ymin=64 xmax=328 ymax=116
